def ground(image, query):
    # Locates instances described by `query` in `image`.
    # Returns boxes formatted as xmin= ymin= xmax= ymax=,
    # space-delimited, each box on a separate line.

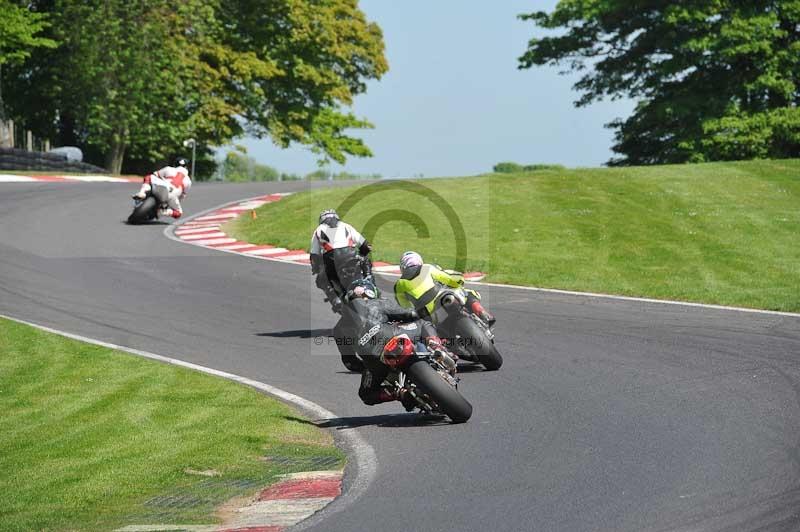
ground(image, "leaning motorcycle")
xmin=379 ymin=334 xmax=472 ymax=423
xmin=328 ymin=255 xmax=374 ymax=372
xmin=333 ymin=312 xmax=365 ymax=372
xmin=429 ymin=288 xmax=503 ymax=371
xmin=127 ymin=185 xmax=169 ymax=224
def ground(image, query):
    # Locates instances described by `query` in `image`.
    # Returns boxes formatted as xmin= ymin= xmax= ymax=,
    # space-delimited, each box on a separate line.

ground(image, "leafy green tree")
xmin=518 ymin=1 xmax=800 ymax=165
xmin=3 ymin=0 xmax=387 ymax=175
xmin=0 ymin=0 xmax=55 ymax=66
xmin=221 ymin=151 xmax=281 ymax=181
xmin=0 ymin=0 xmax=55 ymax=134
xmin=214 ymin=0 xmax=387 ymax=165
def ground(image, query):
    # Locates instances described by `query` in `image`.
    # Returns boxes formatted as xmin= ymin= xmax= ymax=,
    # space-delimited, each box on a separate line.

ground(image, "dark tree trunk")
xmin=105 ymin=130 xmax=127 ymax=174
xmin=0 ymin=64 xmax=9 ymax=148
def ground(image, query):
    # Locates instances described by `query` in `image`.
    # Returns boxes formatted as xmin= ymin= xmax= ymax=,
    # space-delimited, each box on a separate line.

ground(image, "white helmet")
xmin=319 ymin=209 xmax=339 ymax=227
xmin=399 ymin=251 xmax=423 ymax=274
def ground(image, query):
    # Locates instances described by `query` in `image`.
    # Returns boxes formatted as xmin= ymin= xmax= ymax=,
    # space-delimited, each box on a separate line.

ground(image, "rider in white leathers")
xmin=133 ymin=158 xmax=192 ymax=219
xmin=309 ymin=209 xmax=372 ymax=311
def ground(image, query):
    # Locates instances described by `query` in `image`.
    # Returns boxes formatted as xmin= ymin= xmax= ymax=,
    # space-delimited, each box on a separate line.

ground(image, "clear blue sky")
xmin=234 ymin=1 xmax=635 ymax=177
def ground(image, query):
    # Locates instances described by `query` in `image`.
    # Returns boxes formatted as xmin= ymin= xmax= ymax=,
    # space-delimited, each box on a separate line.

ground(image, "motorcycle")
xmin=429 ymin=288 xmax=503 ymax=371
xmin=326 ymin=255 xmax=374 ymax=373
xmin=127 ymin=185 xmax=169 ymax=224
xmin=333 ymin=312 xmax=365 ymax=372
xmin=378 ymin=334 xmax=472 ymax=423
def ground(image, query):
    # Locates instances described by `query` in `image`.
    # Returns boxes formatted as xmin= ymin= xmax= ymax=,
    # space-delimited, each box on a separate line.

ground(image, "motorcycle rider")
xmin=341 ymin=279 xmax=451 ymax=410
xmin=393 ymin=251 xmax=496 ymax=326
xmin=133 ymin=157 xmax=192 ymax=219
xmin=309 ymin=209 xmax=373 ymax=312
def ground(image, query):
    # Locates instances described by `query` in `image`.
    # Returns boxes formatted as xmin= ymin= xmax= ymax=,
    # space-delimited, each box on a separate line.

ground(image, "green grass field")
xmin=226 ymin=159 xmax=800 ymax=312
xmin=0 ymin=318 xmax=343 ymax=531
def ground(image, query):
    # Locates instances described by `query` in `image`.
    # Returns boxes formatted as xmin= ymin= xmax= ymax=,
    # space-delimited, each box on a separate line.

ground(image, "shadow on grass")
xmin=284 ymin=413 xmax=452 ymax=429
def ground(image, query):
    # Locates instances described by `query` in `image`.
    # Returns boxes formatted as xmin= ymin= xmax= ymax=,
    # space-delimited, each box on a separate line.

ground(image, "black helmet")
xmin=345 ymin=278 xmax=379 ymax=302
xmin=175 ymin=157 xmax=189 ymax=168
xmin=319 ymin=209 xmax=339 ymax=227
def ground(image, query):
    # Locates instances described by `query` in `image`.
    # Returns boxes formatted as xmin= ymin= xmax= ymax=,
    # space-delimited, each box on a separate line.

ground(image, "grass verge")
xmin=225 ymin=159 xmax=800 ymax=312
xmin=0 ymin=318 xmax=343 ymax=531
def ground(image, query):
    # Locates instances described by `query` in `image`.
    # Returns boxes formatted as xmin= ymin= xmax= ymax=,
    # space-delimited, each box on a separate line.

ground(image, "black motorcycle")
xmin=127 ymin=186 xmax=169 ymax=224
xmin=325 ymin=255 xmax=374 ymax=372
xmin=431 ymin=288 xmax=503 ymax=371
xmin=376 ymin=334 xmax=471 ymax=423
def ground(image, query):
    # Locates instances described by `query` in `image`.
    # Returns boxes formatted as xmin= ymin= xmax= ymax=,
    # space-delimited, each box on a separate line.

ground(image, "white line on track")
xmin=372 ymin=265 xmax=401 ymax=273
xmin=0 ymin=313 xmax=377 ymax=528
xmin=244 ymin=247 xmax=289 ymax=256
xmin=188 ymin=237 xmax=239 ymax=246
xmin=0 ymin=175 xmax=37 ymax=182
xmin=277 ymin=253 xmax=311 ymax=262
xmin=215 ymin=243 xmax=257 ymax=251
xmin=194 ymin=214 xmax=239 ymax=222
xmin=221 ymin=204 xmax=267 ymax=211
xmin=179 ymin=223 xmax=221 ymax=228
xmin=466 ymin=281 xmax=800 ymax=318
xmin=175 ymin=227 xmax=225 ymax=236
xmin=62 ymin=175 xmax=135 ymax=182
xmin=167 ymin=194 xmax=800 ymax=319
xmin=178 ymin=232 xmax=228 ymax=240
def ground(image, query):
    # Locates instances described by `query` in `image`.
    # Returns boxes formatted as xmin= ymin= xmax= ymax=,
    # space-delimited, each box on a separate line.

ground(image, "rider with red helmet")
xmin=340 ymin=279 xmax=447 ymax=410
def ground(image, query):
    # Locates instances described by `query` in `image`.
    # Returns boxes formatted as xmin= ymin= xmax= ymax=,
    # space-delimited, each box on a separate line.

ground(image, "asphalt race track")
xmin=2 ymin=181 xmax=800 ymax=532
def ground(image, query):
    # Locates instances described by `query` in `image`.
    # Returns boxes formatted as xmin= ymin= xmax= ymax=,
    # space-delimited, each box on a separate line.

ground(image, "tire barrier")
xmin=0 ymin=147 xmax=106 ymax=174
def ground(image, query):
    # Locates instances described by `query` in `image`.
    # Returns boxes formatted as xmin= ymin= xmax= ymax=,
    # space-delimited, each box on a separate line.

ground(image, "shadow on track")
xmin=256 ymin=328 xmax=332 ymax=338
xmin=284 ymin=413 xmax=452 ymax=429
xmin=454 ymin=362 xmax=489 ymax=373
xmin=122 ymin=220 xmax=172 ymax=226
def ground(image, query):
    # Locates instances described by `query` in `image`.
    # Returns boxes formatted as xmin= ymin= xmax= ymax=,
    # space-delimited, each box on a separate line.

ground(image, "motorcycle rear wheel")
xmin=128 ymin=197 xmax=157 ymax=224
xmin=454 ymin=316 xmax=503 ymax=371
xmin=407 ymin=361 xmax=472 ymax=423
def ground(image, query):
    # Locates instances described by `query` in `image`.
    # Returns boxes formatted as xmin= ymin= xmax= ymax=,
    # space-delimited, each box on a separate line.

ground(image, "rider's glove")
xmin=396 ymin=387 xmax=416 ymax=412
xmin=426 ymin=336 xmax=445 ymax=350
xmin=310 ymin=254 xmax=322 ymax=275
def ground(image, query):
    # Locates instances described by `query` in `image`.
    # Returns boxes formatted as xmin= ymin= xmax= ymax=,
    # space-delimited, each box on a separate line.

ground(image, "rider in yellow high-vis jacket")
xmin=393 ymin=251 xmax=495 ymax=325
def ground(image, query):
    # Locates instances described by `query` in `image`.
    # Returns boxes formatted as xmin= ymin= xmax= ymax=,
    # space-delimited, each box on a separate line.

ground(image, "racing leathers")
xmin=393 ymin=263 xmax=495 ymax=326
xmin=134 ymin=165 xmax=192 ymax=219
xmin=309 ymin=220 xmax=372 ymax=311
xmin=339 ymin=297 xmax=441 ymax=407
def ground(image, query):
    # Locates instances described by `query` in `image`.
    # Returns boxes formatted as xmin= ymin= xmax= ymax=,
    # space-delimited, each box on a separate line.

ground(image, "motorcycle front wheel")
xmin=127 ymin=197 xmax=157 ymax=224
xmin=407 ymin=360 xmax=472 ymax=423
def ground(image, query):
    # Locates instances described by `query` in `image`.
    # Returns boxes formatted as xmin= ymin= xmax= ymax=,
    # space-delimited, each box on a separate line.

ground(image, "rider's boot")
xmin=324 ymin=286 xmax=342 ymax=312
xmin=133 ymin=183 xmax=150 ymax=200
xmin=471 ymin=301 xmax=496 ymax=327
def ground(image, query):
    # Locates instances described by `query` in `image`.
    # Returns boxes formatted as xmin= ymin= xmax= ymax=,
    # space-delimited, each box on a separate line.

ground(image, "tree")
xmin=518 ymin=1 xmax=800 ymax=165
xmin=220 ymin=151 xmax=281 ymax=181
xmin=0 ymin=0 xmax=55 ymax=66
xmin=3 ymin=0 xmax=387 ymax=174
xmin=0 ymin=0 xmax=55 ymax=145
xmin=215 ymin=0 xmax=387 ymax=165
